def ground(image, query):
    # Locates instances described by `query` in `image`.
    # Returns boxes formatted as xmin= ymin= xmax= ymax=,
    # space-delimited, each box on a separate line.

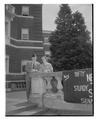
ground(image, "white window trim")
xmin=44 ymin=42 xmax=51 ymax=45
xmin=8 ymin=44 xmax=43 ymax=49
xmin=44 ymin=37 xmax=48 ymax=43
xmin=15 ymin=14 xmax=34 ymax=19
xmin=10 ymin=37 xmax=43 ymax=43
xmin=21 ymin=60 xmax=31 ymax=73
xmin=21 ymin=28 xmax=29 ymax=40
xmin=45 ymin=51 xmax=51 ymax=55
xmin=6 ymin=73 xmax=25 ymax=75
xmin=6 ymin=56 xmax=9 ymax=74
xmin=5 ymin=20 xmax=11 ymax=45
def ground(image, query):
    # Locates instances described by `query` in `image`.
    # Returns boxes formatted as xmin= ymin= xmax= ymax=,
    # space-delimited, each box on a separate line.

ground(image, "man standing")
xmin=25 ymin=53 xmax=40 ymax=100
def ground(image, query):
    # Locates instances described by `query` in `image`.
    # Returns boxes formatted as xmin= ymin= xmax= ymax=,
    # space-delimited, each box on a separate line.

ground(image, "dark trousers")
xmin=25 ymin=74 xmax=31 ymax=100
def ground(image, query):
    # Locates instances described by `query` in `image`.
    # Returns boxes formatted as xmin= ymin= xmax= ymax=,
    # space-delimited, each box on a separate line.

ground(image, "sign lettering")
xmin=63 ymin=68 xmax=93 ymax=104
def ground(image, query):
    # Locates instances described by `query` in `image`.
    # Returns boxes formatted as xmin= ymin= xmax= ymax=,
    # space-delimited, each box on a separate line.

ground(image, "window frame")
xmin=21 ymin=60 xmax=30 ymax=73
xmin=44 ymin=37 xmax=49 ymax=43
xmin=22 ymin=6 xmax=29 ymax=16
xmin=45 ymin=51 xmax=51 ymax=56
xmin=6 ymin=56 xmax=9 ymax=74
xmin=21 ymin=28 xmax=29 ymax=40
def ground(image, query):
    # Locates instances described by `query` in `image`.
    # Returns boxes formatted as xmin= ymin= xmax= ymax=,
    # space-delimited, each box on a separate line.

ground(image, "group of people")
xmin=25 ymin=53 xmax=53 ymax=100
xmin=26 ymin=53 xmax=53 ymax=73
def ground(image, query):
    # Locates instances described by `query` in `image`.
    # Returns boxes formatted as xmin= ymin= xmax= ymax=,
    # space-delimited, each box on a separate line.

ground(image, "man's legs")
xmin=25 ymin=74 xmax=31 ymax=100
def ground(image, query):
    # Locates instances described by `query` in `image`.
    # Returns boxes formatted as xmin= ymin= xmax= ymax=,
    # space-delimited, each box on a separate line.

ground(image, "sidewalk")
xmin=6 ymin=91 xmax=93 ymax=116
xmin=6 ymin=91 xmax=42 ymax=116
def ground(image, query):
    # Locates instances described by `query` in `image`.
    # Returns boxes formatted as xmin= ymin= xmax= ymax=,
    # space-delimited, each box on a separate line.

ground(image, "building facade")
xmin=5 ymin=4 xmax=44 ymax=74
xmin=5 ymin=4 xmax=15 ymax=74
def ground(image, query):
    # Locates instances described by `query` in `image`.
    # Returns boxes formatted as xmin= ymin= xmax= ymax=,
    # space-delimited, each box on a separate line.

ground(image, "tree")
xmin=49 ymin=4 xmax=92 ymax=71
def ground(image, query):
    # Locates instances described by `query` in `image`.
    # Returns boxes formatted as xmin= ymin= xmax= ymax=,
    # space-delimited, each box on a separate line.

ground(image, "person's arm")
xmin=35 ymin=62 xmax=41 ymax=72
xmin=49 ymin=63 xmax=53 ymax=72
xmin=50 ymin=64 xmax=53 ymax=72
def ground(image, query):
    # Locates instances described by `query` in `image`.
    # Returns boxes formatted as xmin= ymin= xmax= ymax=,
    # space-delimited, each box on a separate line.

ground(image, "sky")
xmin=42 ymin=4 xmax=92 ymax=39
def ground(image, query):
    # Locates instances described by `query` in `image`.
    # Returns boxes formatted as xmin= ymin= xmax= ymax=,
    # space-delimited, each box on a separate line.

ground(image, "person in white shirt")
xmin=40 ymin=56 xmax=53 ymax=73
xmin=40 ymin=56 xmax=53 ymax=93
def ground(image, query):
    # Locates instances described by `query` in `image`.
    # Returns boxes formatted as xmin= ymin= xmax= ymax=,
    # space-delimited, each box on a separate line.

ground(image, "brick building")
xmin=5 ymin=4 xmax=44 ymax=74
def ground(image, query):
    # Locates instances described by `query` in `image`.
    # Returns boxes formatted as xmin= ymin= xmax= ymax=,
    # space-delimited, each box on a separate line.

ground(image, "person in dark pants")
xmin=25 ymin=53 xmax=40 ymax=101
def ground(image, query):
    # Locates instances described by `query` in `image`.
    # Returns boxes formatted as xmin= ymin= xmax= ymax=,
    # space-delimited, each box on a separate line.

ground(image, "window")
xmin=22 ymin=65 xmax=26 ymax=72
xmin=21 ymin=61 xmax=26 ymax=73
xmin=45 ymin=51 xmax=51 ymax=56
xmin=22 ymin=6 xmax=29 ymax=16
xmin=5 ymin=21 xmax=10 ymax=44
xmin=6 ymin=56 xmax=9 ymax=74
xmin=5 ymin=22 xmax=9 ymax=38
xmin=6 ymin=5 xmax=15 ymax=14
xmin=21 ymin=28 xmax=29 ymax=40
xmin=21 ymin=60 xmax=30 ymax=73
xmin=44 ymin=37 xmax=49 ymax=43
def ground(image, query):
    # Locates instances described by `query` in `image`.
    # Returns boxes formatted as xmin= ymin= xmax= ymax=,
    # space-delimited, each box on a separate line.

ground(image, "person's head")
xmin=45 ymin=54 xmax=50 ymax=62
xmin=41 ymin=56 xmax=47 ymax=64
xmin=32 ymin=53 xmax=37 ymax=62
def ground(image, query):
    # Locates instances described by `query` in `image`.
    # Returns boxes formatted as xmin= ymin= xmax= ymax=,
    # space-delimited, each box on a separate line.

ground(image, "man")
xmin=25 ymin=53 xmax=40 ymax=100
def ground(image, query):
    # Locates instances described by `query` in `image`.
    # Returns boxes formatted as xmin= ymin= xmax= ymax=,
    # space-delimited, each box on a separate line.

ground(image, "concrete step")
xmin=43 ymin=94 xmax=92 ymax=115
xmin=29 ymin=93 xmax=93 ymax=115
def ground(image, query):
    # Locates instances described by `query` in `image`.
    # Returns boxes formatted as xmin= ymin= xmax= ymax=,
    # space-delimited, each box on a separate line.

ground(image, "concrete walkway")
xmin=6 ymin=91 xmax=93 ymax=116
xmin=6 ymin=91 xmax=43 ymax=116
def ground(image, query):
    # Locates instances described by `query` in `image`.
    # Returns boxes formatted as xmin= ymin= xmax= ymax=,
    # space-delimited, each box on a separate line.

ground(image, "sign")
xmin=62 ymin=68 xmax=93 ymax=104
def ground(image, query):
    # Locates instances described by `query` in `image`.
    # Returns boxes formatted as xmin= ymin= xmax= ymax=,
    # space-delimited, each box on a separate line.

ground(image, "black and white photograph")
xmin=5 ymin=3 xmax=93 ymax=116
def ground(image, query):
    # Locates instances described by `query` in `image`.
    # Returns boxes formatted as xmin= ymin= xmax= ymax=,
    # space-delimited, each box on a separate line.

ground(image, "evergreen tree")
xmin=49 ymin=4 xmax=92 ymax=71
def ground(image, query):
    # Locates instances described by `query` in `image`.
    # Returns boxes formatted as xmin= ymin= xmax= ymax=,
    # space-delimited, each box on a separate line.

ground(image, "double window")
xmin=22 ymin=6 xmax=29 ymax=16
xmin=21 ymin=28 xmax=29 ymax=40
